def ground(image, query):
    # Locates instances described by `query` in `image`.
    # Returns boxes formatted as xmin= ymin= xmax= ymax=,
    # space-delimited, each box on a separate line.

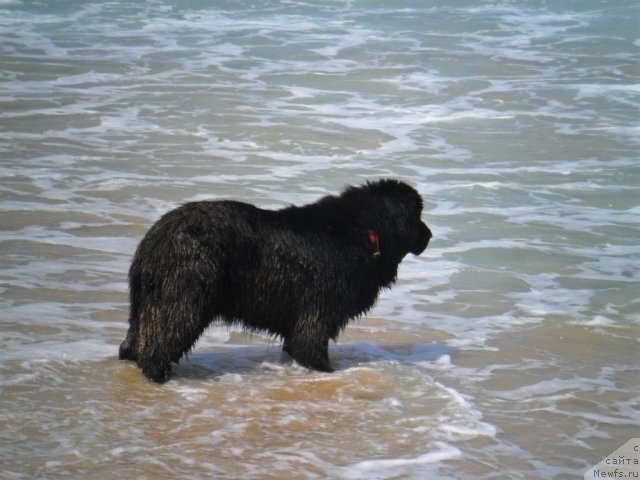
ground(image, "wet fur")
xmin=119 ymin=179 xmax=431 ymax=382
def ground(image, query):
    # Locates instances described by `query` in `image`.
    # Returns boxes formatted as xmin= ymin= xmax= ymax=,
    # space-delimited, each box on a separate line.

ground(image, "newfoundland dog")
xmin=119 ymin=179 xmax=431 ymax=382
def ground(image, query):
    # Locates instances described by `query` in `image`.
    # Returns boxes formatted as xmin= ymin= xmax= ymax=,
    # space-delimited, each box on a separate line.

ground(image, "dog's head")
xmin=377 ymin=179 xmax=431 ymax=258
xmin=344 ymin=179 xmax=431 ymax=259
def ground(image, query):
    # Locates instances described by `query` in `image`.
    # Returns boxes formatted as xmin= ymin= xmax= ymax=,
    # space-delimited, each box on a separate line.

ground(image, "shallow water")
xmin=1 ymin=1 xmax=639 ymax=478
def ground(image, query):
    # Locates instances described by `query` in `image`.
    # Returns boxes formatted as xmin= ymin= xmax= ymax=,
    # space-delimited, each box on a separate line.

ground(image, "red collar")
xmin=368 ymin=228 xmax=380 ymax=258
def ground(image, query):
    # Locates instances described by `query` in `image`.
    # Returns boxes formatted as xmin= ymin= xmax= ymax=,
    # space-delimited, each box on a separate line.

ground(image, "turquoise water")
xmin=1 ymin=1 xmax=638 ymax=478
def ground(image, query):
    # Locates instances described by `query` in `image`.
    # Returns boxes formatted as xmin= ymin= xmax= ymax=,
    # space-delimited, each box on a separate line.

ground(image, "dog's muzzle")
xmin=410 ymin=222 xmax=432 ymax=255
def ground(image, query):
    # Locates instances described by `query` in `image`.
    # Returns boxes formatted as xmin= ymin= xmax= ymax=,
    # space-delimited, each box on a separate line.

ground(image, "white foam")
xmin=342 ymin=443 xmax=461 ymax=478
xmin=435 ymin=383 xmax=498 ymax=441
xmin=435 ymin=354 xmax=451 ymax=366
xmin=218 ymin=373 xmax=244 ymax=384
xmin=0 ymin=338 xmax=115 ymax=364
xmin=574 ymin=83 xmax=640 ymax=100
xmin=172 ymin=385 xmax=209 ymax=401
xmin=440 ymin=423 xmax=497 ymax=438
xmin=575 ymin=316 xmax=617 ymax=327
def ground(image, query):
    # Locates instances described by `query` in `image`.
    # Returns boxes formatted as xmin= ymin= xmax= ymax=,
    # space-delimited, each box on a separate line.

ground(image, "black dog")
xmin=119 ymin=179 xmax=431 ymax=383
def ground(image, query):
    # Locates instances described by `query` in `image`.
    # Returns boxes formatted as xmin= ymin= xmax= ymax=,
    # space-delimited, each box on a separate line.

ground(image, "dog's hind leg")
xmin=118 ymin=330 xmax=137 ymax=362
xmin=132 ymin=304 xmax=174 ymax=383
xmin=125 ymin=226 xmax=219 ymax=383
xmin=137 ymin=290 xmax=216 ymax=383
xmin=119 ymin=273 xmax=145 ymax=363
xmin=140 ymin=350 xmax=172 ymax=384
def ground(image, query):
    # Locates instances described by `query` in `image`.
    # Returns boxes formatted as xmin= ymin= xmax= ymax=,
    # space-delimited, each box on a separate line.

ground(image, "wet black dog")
xmin=119 ymin=179 xmax=431 ymax=382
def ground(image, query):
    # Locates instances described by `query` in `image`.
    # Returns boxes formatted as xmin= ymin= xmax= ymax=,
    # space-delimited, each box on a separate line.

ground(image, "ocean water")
xmin=1 ymin=0 xmax=638 ymax=478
